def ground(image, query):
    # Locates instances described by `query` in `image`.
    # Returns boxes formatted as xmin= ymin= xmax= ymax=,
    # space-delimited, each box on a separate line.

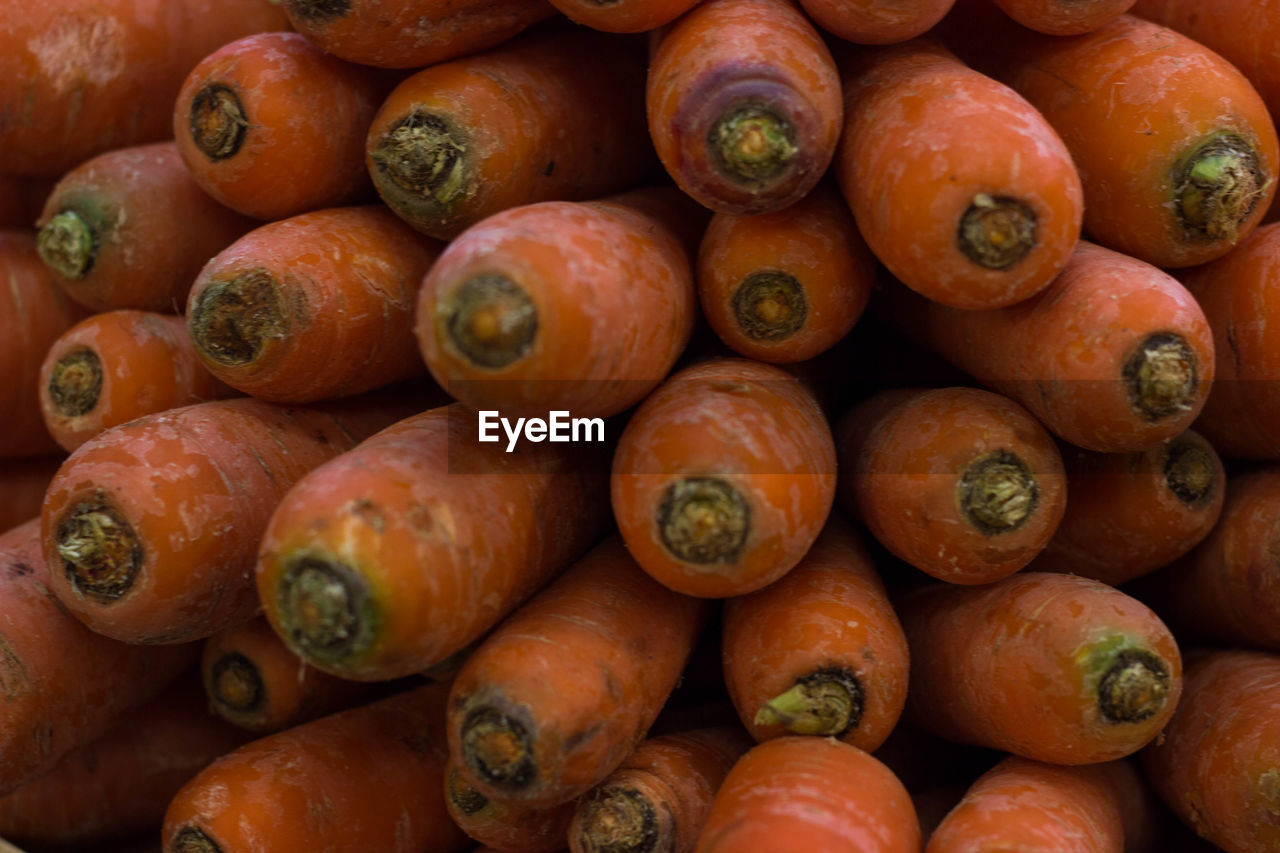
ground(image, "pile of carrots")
xmin=5 ymin=0 xmax=1280 ymax=850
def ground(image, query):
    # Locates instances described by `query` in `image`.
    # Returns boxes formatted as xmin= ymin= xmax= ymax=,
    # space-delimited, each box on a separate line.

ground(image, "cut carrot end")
xmin=439 ymin=273 xmax=538 ymax=369
xmin=283 ymin=0 xmax=351 ymax=22
xmin=1123 ymin=332 xmax=1199 ymax=422
xmin=732 ymin=271 xmax=807 ymax=341
xmin=370 ymin=109 xmax=470 ymax=218
xmin=1087 ymin=644 xmax=1172 ymax=725
xmin=48 ymin=347 xmax=104 ymax=417
xmin=275 ymin=555 xmax=378 ymax=667
xmin=957 ymin=194 xmax=1037 ymax=270
xmin=447 ymin=765 xmax=492 ymax=816
xmin=1164 ymin=439 xmax=1216 ymax=507
xmin=956 ymin=450 xmax=1038 ymax=535
xmin=657 ymin=477 xmax=750 ymax=565
xmin=754 ymin=667 xmax=864 ymax=737
xmin=709 ymin=105 xmax=798 ymax=187
xmin=55 ymin=496 xmax=142 ymax=601
xmin=37 ymin=209 xmax=96 ymax=280
xmin=1176 ymin=132 xmax=1267 ymax=242
xmin=209 ymin=651 xmax=265 ymax=716
xmin=577 ymin=787 xmax=663 ymax=853
xmin=171 ymin=826 xmax=225 ymax=853
xmin=190 ymin=269 xmax=289 ymax=368
xmin=189 ymin=84 xmax=250 ymax=162
xmin=461 ymin=706 xmax=538 ymax=791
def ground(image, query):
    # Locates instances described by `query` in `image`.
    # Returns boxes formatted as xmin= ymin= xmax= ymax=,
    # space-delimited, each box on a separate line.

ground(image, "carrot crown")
xmin=369 ymin=109 xmax=471 ymax=223
xmin=208 ymin=651 xmax=266 ymax=718
xmin=284 ymin=0 xmax=350 ymax=22
xmin=170 ymin=826 xmax=224 ymax=853
xmin=754 ymin=666 xmax=864 ymax=737
xmin=576 ymin=787 xmax=663 ymax=853
xmin=460 ymin=703 xmax=539 ymax=793
xmin=957 ymin=194 xmax=1037 ymax=270
xmin=657 ymin=477 xmax=750 ymax=565
xmin=437 ymin=273 xmax=539 ymax=369
xmin=447 ymin=765 xmax=493 ymax=817
xmin=47 ymin=348 xmax=104 ymax=417
xmin=54 ymin=496 xmax=143 ymax=601
xmin=732 ymin=271 xmax=807 ymax=341
xmin=1123 ymin=332 xmax=1199 ymax=422
xmin=1163 ymin=438 xmax=1216 ymax=507
xmin=273 ymin=553 xmax=381 ymax=670
xmin=189 ymin=85 xmax=250 ymax=162
xmin=1082 ymin=636 xmax=1172 ymax=725
xmin=1175 ymin=131 xmax=1269 ymax=243
xmin=37 ymin=209 xmax=99 ymax=280
xmin=956 ymin=449 xmax=1038 ymax=534
xmin=189 ymin=270 xmax=290 ymax=368
xmin=709 ymin=104 xmax=798 ymax=188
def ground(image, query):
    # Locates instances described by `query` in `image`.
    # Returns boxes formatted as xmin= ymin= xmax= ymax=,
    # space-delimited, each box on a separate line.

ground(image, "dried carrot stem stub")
xmin=163 ymin=683 xmax=470 ymax=853
xmin=836 ymin=38 xmax=1083 ymax=309
xmin=257 ymin=404 xmax=610 ymax=682
xmin=367 ymin=29 xmax=653 ymax=241
xmin=1028 ymin=430 xmax=1224 ymax=586
xmin=695 ymin=737 xmax=920 ymax=852
xmin=39 ymin=310 xmax=236 ymax=453
xmin=35 ymin=142 xmax=254 ymax=313
xmin=900 ymin=572 xmax=1182 ymax=765
xmin=611 ymin=358 xmax=837 ymax=598
xmin=696 ymin=184 xmax=874 ymax=363
xmin=647 ymin=0 xmax=842 ymax=215
xmin=837 ymin=387 xmax=1067 ymax=584
xmin=446 ymin=759 xmax=580 ymax=853
xmin=722 ymin=518 xmax=908 ymax=752
xmin=186 ymin=206 xmax=444 ymax=404
xmin=991 ymin=0 xmax=1136 ymax=34
xmin=174 ymin=32 xmax=394 ymax=221
xmin=448 ymin=538 xmax=707 ymax=808
xmin=40 ymin=395 xmax=420 ymax=645
xmin=799 ymin=0 xmax=954 ymax=44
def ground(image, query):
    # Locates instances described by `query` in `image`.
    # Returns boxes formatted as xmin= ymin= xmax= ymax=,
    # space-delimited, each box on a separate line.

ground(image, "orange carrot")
xmin=696 ymin=183 xmax=874 ymax=363
xmin=367 ymin=29 xmax=653 ymax=240
xmin=612 ymin=358 xmax=836 ymax=598
xmin=695 ymin=736 xmax=920 ymax=852
xmin=186 ymin=206 xmax=444 ymax=403
xmin=1029 ymin=430 xmax=1224 ymax=585
xmin=446 ymin=759 xmax=581 ymax=853
xmin=39 ymin=310 xmax=235 ymax=453
xmin=836 ymin=37 xmax=1083 ymax=309
xmin=256 ymin=403 xmax=610 ymax=681
xmin=163 ymin=683 xmax=470 ymax=853
xmin=0 ymin=457 xmax=63 ymax=532
xmin=549 ymin=0 xmax=700 ymax=32
xmin=900 ymin=572 xmax=1182 ymax=764
xmin=0 ymin=0 xmax=289 ymax=177
xmin=1139 ymin=649 xmax=1280 ymax=853
xmin=282 ymin=0 xmax=555 ymax=69
xmin=35 ymin=142 xmax=254 ymax=313
xmin=202 ymin=617 xmax=376 ymax=734
xmin=174 ymin=32 xmax=392 ymax=221
xmin=568 ymin=728 xmax=751 ymax=853
xmin=722 ymin=518 xmax=908 ymax=751
xmin=990 ymin=0 xmax=1136 ymax=34
xmin=41 ymin=394 xmax=423 ymax=645
xmin=416 ymin=187 xmax=702 ymax=420
xmin=0 ymin=676 xmax=248 ymax=847
xmin=0 ymin=519 xmax=196 ymax=797
xmin=887 ymin=240 xmax=1215 ymax=453
xmin=448 ymin=538 xmax=707 ymax=807
xmin=799 ymin=0 xmax=954 ymax=44
xmin=647 ymin=0 xmax=842 ymax=215
xmin=837 ymin=387 xmax=1067 ymax=584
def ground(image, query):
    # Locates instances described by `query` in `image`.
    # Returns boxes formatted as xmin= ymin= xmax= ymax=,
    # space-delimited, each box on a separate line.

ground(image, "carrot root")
xmin=732 ymin=272 xmax=806 ymax=341
xmin=1164 ymin=441 xmax=1215 ymax=505
xmin=189 ymin=85 xmax=250 ymax=162
xmin=47 ymin=349 xmax=103 ymax=417
xmin=208 ymin=653 xmax=264 ymax=717
xmin=957 ymin=450 xmax=1038 ymax=533
xmin=1176 ymin=131 xmax=1269 ymax=242
xmin=54 ymin=496 xmax=141 ymax=600
xmin=577 ymin=788 xmax=662 ymax=852
xmin=188 ymin=270 xmax=288 ymax=367
xmin=461 ymin=704 xmax=538 ymax=792
xmin=437 ymin=273 xmax=539 ymax=368
xmin=1125 ymin=333 xmax=1199 ymax=421
xmin=273 ymin=555 xmax=379 ymax=667
xmin=367 ymin=111 xmax=470 ymax=223
xmin=658 ymin=477 xmax=751 ymax=564
xmin=957 ymin=194 xmax=1037 ymax=270
xmin=1094 ymin=646 xmax=1171 ymax=724
xmin=36 ymin=210 xmax=96 ymax=279
xmin=754 ymin=667 xmax=863 ymax=737
xmin=710 ymin=104 xmax=800 ymax=188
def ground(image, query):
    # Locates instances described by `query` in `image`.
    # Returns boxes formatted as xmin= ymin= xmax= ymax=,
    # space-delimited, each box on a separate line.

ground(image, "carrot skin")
xmin=446 ymin=759 xmax=580 ymax=853
xmin=799 ymin=0 xmax=954 ymax=44
xmin=549 ymin=0 xmax=700 ymax=32
xmin=990 ymin=0 xmax=1137 ymax=34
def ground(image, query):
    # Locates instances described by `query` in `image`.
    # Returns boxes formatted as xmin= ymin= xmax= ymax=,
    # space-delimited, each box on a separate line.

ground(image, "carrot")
xmin=0 ymin=176 xmax=53 ymax=230
xmin=448 ymin=537 xmax=707 ymax=807
xmin=162 ymin=682 xmax=470 ymax=853
xmin=989 ymin=0 xmax=1136 ymax=34
xmin=721 ymin=518 xmax=908 ymax=751
xmin=798 ymin=0 xmax=954 ymax=44
xmin=281 ymin=0 xmax=555 ymax=69
xmin=900 ymin=572 xmax=1181 ymax=765
xmin=886 ymin=240 xmax=1215 ymax=453
xmin=39 ymin=310 xmax=235 ymax=453
xmin=945 ymin=8 xmax=1279 ymax=268
xmin=548 ymin=0 xmax=699 ymax=32
xmin=0 ymin=676 xmax=248 ymax=847
xmin=836 ymin=38 xmax=1083 ymax=310
xmin=696 ymin=183 xmax=873 ymax=363
xmin=446 ymin=759 xmax=580 ymax=853
xmin=256 ymin=403 xmax=610 ymax=682
xmin=0 ymin=519 xmax=196 ymax=797
xmin=0 ymin=0 xmax=289 ymax=177
xmin=695 ymin=736 xmax=919 ymax=852
xmin=174 ymin=32 xmax=392 ymax=221
xmin=366 ymin=29 xmax=653 ymax=241
xmin=837 ymin=387 xmax=1067 ymax=584
xmin=1139 ymin=649 xmax=1280 ymax=853
xmin=647 ymin=0 xmax=841 ymax=215
xmin=0 ymin=456 xmax=63 ymax=532
xmin=1028 ymin=430 xmax=1225 ymax=585
xmin=0 ymin=230 xmax=88 ymax=460
xmin=35 ymin=142 xmax=254 ymax=313
xmin=186 ymin=206 xmax=444 ymax=404
xmin=568 ymin=728 xmax=751 ymax=853
xmin=416 ymin=187 xmax=702 ymax=420
xmin=40 ymin=393 xmax=423 ymax=645
xmin=611 ymin=357 xmax=836 ymax=598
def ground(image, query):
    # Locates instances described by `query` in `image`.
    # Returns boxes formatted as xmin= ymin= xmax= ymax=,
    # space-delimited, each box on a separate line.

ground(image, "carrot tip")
xmin=190 ymin=269 xmax=289 ymax=367
xmin=732 ymin=271 xmax=807 ymax=341
xmin=754 ymin=667 xmax=864 ymax=737
xmin=209 ymin=651 xmax=265 ymax=716
xmin=1123 ymin=332 xmax=1199 ymax=422
xmin=189 ymin=84 xmax=249 ymax=162
xmin=461 ymin=705 xmax=538 ymax=791
xmin=957 ymin=194 xmax=1037 ymax=270
xmin=275 ymin=555 xmax=378 ymax=667
xmin=657 ymin=477 xmax=750 ymax=565
xmin=284 ymin=0 xmax=351 ymax=22
xmin=48 ymin=348 xmax=104 ymax=417
xmin=1094 ymin=647 xmax=1171 ymax=725
xmin=170 ymin=826 xmax=224 ymax=853
xmin=1163 ymin=438 xmax=1216 ymax=507
xmin=438 ymin=273 xmax=539 ymax=369
xmin=577 ymin=787 xmax=662 ymax=853
xmin=956 ymin=450 xmax=1038 ymax=534
xmin=36 ymin=210 xmax=96 ymax=279
xmin=370 ymin=109 xmax=470 ymax=219
xmin=447 ymin=765 xmax=492 ymax=816
xmin=1176 ymin=131 xmax=1267 ymax=242
xmin=55 ymin=497 xmax=142 ymax=601
xmin=709 ymin=105 xmax=798 ymax=187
